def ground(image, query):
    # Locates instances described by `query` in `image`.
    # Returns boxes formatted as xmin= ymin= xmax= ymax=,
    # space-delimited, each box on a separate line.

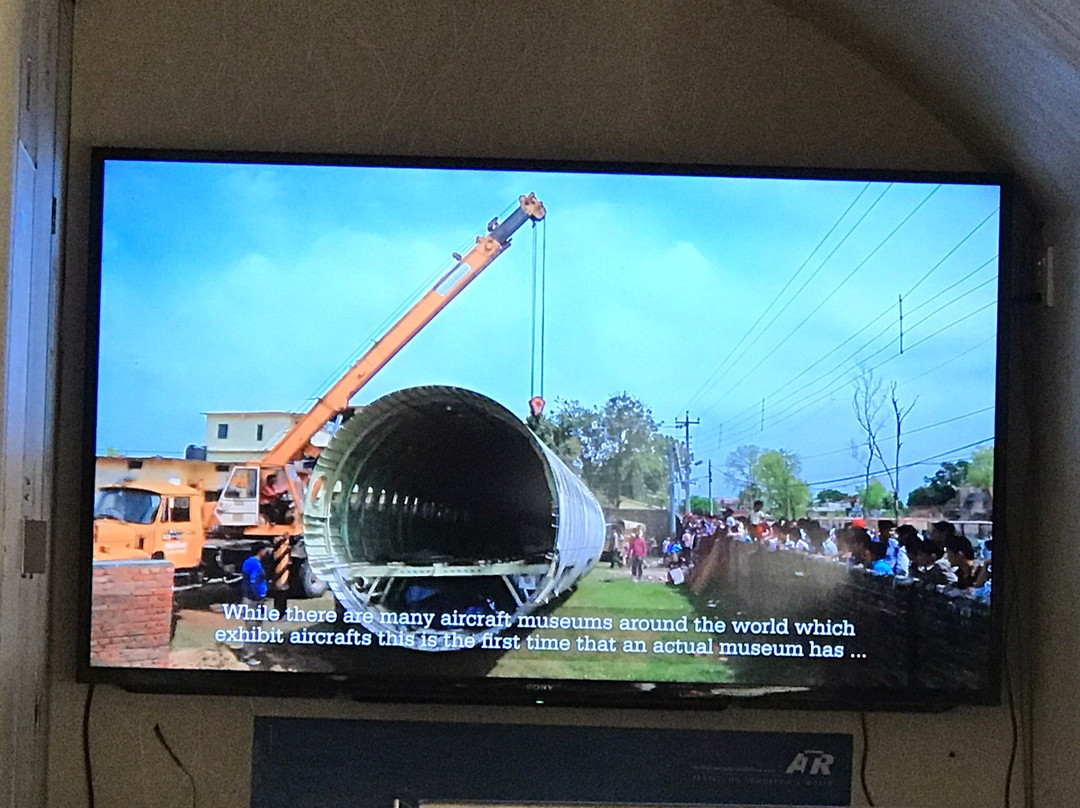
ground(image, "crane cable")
xmin=530 ymin=218 xmax=548 ymax=401
xmin=531 ymin=223 xmax=538 ymax=398
xmin=540 ymin=217 xmax=547 ymax=399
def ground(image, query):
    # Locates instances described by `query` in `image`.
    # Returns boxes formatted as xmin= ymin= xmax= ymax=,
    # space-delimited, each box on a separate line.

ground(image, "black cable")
xmin=1004 ymin=658 xmax=1018 ymax=808
xmin=859 ymin=711 xmax=875 ymax=806
xmin=897 ymin=335 xmax=995 ymax=386
xmin=1001 ymin=352 xmax=1027 ymax=808
xmin=154 ymin=723 xmax=197 ymax=808
xmin=82 ymin=683 xmax=95 ymax=808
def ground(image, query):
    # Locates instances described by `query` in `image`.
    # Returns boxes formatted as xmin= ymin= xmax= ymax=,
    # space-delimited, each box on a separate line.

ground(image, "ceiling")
xmin=769 ymin=0 xmax=1080 ymax=214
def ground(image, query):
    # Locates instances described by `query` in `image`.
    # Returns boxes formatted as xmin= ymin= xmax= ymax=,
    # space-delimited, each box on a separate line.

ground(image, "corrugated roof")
xmin=98 ymin=480 xmax=201 ymax=496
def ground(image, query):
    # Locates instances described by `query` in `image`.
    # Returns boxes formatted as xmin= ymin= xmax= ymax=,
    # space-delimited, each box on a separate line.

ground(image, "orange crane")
xmin=93 ymin=193 xmax=546 ymax=596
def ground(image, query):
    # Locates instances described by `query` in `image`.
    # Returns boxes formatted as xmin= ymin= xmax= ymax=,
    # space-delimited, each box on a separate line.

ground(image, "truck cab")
xmin=93 ymin=480 xmax=206 ymax=569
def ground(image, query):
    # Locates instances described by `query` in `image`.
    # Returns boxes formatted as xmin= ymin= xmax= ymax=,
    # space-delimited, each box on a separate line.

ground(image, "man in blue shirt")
xmin=238 ymin=542 xmax=272 ymax=665
xmin=241 ymin=542 xmax=271 ymax=601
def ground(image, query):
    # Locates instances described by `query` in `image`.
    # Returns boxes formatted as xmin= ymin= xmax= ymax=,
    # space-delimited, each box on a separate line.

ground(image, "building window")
xmin=256 ymin=423 xmax=264 ymax=442
xmin=217 ymin=423 xmax=229 ymax=440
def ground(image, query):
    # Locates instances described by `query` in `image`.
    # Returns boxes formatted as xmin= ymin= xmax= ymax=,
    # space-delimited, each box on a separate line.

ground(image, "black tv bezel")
xmin=76 ymin=147 xmax=1011 ymax=711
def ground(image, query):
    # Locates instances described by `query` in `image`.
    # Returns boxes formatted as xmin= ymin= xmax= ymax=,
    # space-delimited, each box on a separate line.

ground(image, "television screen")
xmin=80 ymin=150 xmax=1005 ymax=708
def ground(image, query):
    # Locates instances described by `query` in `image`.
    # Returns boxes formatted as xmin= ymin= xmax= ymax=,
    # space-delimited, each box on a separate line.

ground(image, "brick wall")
xmin=688 ymin=540 xmax=992 ymax=691
xmin=90 ymin=559 xmax=174 ymax=667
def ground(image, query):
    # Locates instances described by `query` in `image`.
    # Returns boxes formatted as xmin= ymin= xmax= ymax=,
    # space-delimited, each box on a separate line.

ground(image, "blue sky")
xmin=96 ymin=159 xmax=1000 ymax=499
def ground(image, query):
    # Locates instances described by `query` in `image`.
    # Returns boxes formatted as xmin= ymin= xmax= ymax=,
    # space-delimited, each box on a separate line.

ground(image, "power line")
xmin=720 ymin=299 xmax=995 ymax=449
xmin=907 ymin=255 xmax=998 ymax=317
xmin=702 ymin=251 xmax=996 ymax=443
xmin=683 ymin=182 xmax=873 ymax=411
xmin=904 ymin=207 xmax=999 ymax=298
xmin=797 ymin=405 xmax=995 ymax=461
xmin=691 ymin=183 xmax=898 ymax=413
xmin=699 ymin=251 xmax=997 ymax=445
xmin=701 ymin=264 xmax=997 ymax=446
xmin=804 ymin=436 xmax=993 ymax=488
xmin=675 ymin=411 xmax=700 ymax=512
xmin=699 ymin=185 xmax=942 ymax=419
xmin=717 ymin=299 xmax=997 ymax=449
xmin=898 ymin=335 xmax=995 ymax=387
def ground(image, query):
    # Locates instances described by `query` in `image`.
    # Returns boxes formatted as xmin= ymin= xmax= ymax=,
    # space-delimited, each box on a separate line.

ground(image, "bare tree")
xmin=852 ymin=367 xmax=885 ymax=507
xmin=852 ymin=369 xmax=918 ymax=518
xmin=887 ymin=383 xmax=918 ymax=517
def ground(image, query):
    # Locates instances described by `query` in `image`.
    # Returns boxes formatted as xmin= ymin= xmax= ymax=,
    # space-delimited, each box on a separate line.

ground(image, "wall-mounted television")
xmin=78 ymin=148 xmax=1007 ymax=709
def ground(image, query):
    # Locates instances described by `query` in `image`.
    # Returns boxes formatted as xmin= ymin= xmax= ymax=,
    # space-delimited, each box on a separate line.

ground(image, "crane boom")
xmin=261 ymin=193 xmax=546 ymax=467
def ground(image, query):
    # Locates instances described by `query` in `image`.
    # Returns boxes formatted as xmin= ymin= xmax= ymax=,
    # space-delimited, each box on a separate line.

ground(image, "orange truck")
xmin=93 ymin=480 xmax=206 ymax=569
xmin=92 ymin=194 xmax=547 ymax=598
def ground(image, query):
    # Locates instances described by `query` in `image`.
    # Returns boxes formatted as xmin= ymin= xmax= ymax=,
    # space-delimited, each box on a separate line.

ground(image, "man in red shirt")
xmin=259 ymin=472 xmax=289 ymax=524
xmin=627 ymin=530 xmax=649 ymax=582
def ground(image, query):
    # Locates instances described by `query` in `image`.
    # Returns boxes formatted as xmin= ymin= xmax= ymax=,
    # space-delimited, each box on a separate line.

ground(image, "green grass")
xmin=488 ymin=567 xmax=732 ymax=683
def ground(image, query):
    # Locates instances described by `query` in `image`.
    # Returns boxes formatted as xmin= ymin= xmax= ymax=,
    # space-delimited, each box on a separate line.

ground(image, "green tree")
xmin=906 ymin=460 xmax=969 ymax=508
xmin=527 ymin=399 xmax=593 ymax=471
xmin=591 ymin=393 xmax=667 ymax=507
xmin=966 ymin=445 xmax=994 ymax=493
xmin=751 ymin=450 xmax=810 ymax=520
xmin=531 ymin=394 xmax=669 ymax=508
xmin=857 ymin=478 xmax=889 ymax=512
xmin=724 ymin=445 xmax=762 ymax=507
xmin=689 ymin=495 xmax=714 ymax=515
xmin=816 ymin=488 xmax=849 ymax=505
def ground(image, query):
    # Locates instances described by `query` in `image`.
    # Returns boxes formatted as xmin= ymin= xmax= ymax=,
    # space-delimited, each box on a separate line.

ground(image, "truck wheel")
xmin=300 ymin=559 xmax=327 ymax=598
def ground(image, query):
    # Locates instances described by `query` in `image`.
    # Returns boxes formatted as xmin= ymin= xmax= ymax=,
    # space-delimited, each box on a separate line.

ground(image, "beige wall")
xmin=1028 ymin=212 xmax=1078 ymax=808
xmin=1 ymin=0 xmax=68 ymax=806
xmin=50 ymin=2 xmax=1038 ymax=807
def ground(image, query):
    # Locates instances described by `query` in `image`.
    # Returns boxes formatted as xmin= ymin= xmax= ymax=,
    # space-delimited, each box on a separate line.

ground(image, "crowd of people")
xmin=614 ymin=503 xmax=993 ymax=601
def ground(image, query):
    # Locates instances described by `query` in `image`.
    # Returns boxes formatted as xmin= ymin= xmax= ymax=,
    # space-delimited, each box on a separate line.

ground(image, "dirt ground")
xmin=168 ymin=594 xmax=341 ymax=672
xmin=165 ymin=557 xmax=683 ymax=673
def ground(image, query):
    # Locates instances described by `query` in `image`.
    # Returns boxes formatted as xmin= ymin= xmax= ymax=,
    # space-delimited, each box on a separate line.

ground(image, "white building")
xmin=202 ymin=411 xmax=333 ymax=463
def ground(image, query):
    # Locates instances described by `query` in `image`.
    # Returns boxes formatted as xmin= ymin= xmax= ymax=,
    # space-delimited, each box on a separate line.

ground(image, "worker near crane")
xmin=259 ymin=472 xmax=289 ymax=525
xmin=237 ymin=541 xmax=272 ymax=665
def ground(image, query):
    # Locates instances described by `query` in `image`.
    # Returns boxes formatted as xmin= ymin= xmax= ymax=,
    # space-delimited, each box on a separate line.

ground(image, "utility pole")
xmin=675 ymin=411 xmax=699 ymax=514
xmin=667 ymin=443 xmax=679 ymax=536
xmin=708 ymin=459 xmax=714 ymax=515
xmin=676 ymin=410 xmax=699 ymax=454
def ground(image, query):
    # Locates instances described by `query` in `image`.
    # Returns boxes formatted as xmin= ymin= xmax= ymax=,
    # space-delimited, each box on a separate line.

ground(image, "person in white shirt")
xmin=821 ymin=530 xmax=839 ymax=556
xmin=749 ymin=500 xmax=766 ymax=540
